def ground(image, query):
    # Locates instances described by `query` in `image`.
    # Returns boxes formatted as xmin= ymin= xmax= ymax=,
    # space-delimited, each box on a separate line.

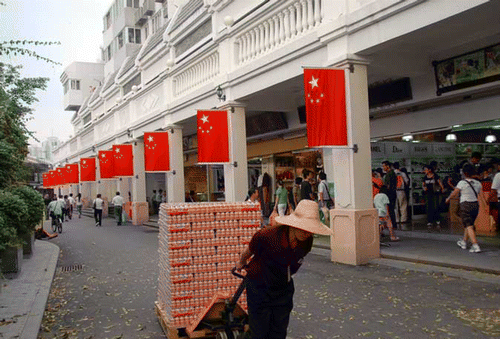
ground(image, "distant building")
xmin=29 ymin=136 xmax=62 ymax=164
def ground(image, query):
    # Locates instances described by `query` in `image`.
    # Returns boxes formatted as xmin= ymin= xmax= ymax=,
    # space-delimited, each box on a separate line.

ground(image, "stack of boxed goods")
xmin=157 ymin=202 xmax=261 ymax=329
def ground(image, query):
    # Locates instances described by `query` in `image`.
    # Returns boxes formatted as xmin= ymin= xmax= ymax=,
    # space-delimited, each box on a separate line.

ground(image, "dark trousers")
xmin=94 ymin=209 xmax=102 ymax=226
xmin=114 ymin=206 xmax=122 ymax=225
xmin=246 ymin=279 xmax=294 ymax=339
xmin=425 ymin=194 xmax=440 ymax=223
xmin=387 ymin=192 xmax=397 ymax=228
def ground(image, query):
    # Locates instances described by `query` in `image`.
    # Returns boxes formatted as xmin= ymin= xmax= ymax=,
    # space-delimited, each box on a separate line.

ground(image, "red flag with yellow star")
xmin=144 ymin=132 xmax=170 ymax=172
xmin=303 ymin=68 xmax=347 ymax=147
xmin=98 ymin=150 xmax=115 ymax=179
xmin=42 ymin=172 xmax=50 ymax=188
xmin=65 ymin=164 xmax=79 ymax=184
xmin=113 ymin=144 xmax=134 ymax=177
xmin=197 ymin=110 xmax=229 ymax=163
xmin=80 ymin=158 xmax=96 ymax=182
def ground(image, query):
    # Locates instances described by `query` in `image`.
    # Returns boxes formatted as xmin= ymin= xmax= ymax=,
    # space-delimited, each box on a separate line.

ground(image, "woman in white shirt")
xmin=446 ymin=164 xmax=482 ymax=253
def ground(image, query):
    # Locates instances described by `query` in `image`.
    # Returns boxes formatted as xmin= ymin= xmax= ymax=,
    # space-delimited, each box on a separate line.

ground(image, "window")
xmin=126 ymin=0 xmax=139 ymax=8
xmin=118 ymin=31 xmax=124 ymax=49
xmin=107 ymin=45 xmax=112 ymax=61
xmin=71 ymin=80 xmax=80 ymax=90
xmin=127 ymin=28 xmax=141 ymax=44
xmin=104 ymin=11 xmax=111 ymax=30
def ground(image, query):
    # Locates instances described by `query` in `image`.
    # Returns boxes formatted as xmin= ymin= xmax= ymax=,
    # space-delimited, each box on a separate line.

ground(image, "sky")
xmin=1 ymin=0 xmax=113 ymax=145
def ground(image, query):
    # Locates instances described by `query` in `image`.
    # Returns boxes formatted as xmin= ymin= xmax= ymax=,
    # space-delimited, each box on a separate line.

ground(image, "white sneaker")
xmin=469 ymin=244 xmax=481 ymax=253
xmin=457 ymin=240 xmax=467 ymax=250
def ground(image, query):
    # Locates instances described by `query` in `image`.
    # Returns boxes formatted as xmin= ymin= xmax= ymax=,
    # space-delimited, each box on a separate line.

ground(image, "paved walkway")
xmin=1 ymin=216 xmax=499 ymax=338
xmin=0 ymin=231 xmax=59 ymax=339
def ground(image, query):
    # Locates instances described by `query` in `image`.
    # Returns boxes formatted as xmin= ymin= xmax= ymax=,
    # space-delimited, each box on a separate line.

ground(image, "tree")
xmin=0 ymin=40 xmax=61 ymax=66
xmin=0 ymin=62 xmax=49 ymax=188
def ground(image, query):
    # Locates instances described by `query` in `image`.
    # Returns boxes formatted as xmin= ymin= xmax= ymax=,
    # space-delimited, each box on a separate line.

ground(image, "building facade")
xmin=53 ymin=0 xmax=500 ymax=263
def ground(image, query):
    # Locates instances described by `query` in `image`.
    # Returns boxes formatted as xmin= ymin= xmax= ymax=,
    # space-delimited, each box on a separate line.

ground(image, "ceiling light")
xmin=445 ymin=133 xmax=457 ymax=142
xmin=485 ymin=133 xmax=497 ymax=143
xmin=402 ymin=134 xmax=413 ymax=142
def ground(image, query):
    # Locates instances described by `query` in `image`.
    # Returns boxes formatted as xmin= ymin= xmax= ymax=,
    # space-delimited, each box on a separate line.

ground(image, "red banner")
xmin=197 ymin=110 xmax=229 ymax=163
xmin=98 ymin=150 xmax=115 ymax=179
xmin=80 ymin=158 xmax=96 ymax=182
xmin=42 ymin=172 xmax=49 ymax=188
xmin=113 ymin=144 xmax=134 ymax=177
xmin=144 ymin=132 xmax=170 ymax=172
xmin=48 ymin=170 xmax=57 ymax=187
xmin=55 ymin=167 xmax=66 ymax=186
xmin=303 ymin=68 xmax=347 ymax=147
xmin=65 ymin=164 xmax=79 ymax=184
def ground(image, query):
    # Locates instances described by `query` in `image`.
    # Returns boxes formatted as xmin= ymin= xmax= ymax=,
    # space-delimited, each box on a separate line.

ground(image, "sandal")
xmin=390 ymin=237 xmax=400 ymax=242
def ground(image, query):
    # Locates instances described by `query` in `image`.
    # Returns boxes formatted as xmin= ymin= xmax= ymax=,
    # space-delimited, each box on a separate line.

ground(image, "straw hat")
xmin=274 ymin=200 xmax=333 ymax=235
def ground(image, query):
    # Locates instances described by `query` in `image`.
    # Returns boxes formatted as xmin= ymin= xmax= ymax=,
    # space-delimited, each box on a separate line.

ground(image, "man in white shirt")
xmin=93 ymin=194 xmax=104 ymax=227
xmin=68 ymin=193 xmax=75 ymax=219
xmin=490 ymin=158 xmax=500 ymax=230
xmin=112 ymin=192 xmax=125 ymax=226
xmin=393 ymin=162 xmax=410 ymax=227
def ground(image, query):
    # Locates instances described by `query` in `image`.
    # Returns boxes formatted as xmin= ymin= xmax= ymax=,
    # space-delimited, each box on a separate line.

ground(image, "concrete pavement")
xmin=1 ymin=214 xmax=499 ymax=339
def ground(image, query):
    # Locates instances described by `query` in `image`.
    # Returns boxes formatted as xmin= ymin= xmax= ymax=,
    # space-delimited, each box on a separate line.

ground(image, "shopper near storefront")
xmin=462 ymin=151 xmax=482 ymax=179
xmin=112 ymin=192 xmax=125 ymax=226
xmin=372 ymin=170 xmax=384 ymax=198
xmin=68 ymin=193 xmax=75 ymax=219
xmin=76 ymin=193 xmax=83 ymax=219
xmin=300 ymin=169 xmax=315 ymax=201
xmin=446 ymin=164 xmax=482 ymax=253
xmin=235 ymin=199 xmax=333 ymax=339
xmin=374 ymin=186 xmax=399 ymax=241
xmin=259 ymin=173 xmax=272 ymax=218
xmin=393 ymin=162 xmax=409 ymax=227
xmin=490 ymin=158 xmax=500 ymax=230
xmin=382 ymin=161 xmax=397 ymax=230
xmin=318 ymin=172 xmax=334 ymax=209
xmin=444 ymin=166 xmax=462 ymax=232
xmin=247 ymin=188 xmax=259 ymax=203
xmin=292 ymin=177 xmax=302 ymax=208
xmin=423 ymin=164 xmax=445 ymax=231
xmin=274 ymin=180 xmax=290 ymax=216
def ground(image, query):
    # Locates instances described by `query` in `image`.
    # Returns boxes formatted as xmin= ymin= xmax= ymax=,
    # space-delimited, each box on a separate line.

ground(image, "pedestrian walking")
xmin=235 ymin=199 xmax=333 ymax=339
xmin=423 ymin=164 xmax=445 ymax=231
xmin=274 ymin=180 xmax=290 ymax=216
xmin=292 ymin=177 xmax=302 ymax=209
xmin=63 ymin=195 xmax=71 ymax=221
xmin=93 ymin=194 xmax=104 ymax=227
xmin=152 ymin=190 xmax=158 ymax=215
xmin=393 ymin=162 xmax=409 ymax=228
xmin=300 ymin=169 xmax=315 ymax=201
xmin=382 ymin=161 xmax=398 ymax=230
xmin=374 ymin=186 xmax=399 ymax=241
xmin=490 ymin=158 xmax=500 ymax=230
xmin=318 ymin=172 xmax=334 ymax=209
xmin=446 ymin=164 xmax=483 ymax=253
xmin=112 ymin=192 xmax=125 ymax=226
xmin=47 ymin=195 xmax=64 ymax=226
xmin=76 ymin=193 xmax=83 ymax=218
xmin=68 ymin=193 xmax=75 ymax=220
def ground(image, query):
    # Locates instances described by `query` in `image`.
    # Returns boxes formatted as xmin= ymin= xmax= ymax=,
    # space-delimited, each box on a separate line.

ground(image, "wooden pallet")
xmin=155 ymin=301 xmax=214 ymax=339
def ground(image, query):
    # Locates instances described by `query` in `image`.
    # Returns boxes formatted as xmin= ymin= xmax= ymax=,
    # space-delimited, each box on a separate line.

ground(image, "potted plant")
xmin=10 ymin=186 xmax=44 ymax=257
xmin=0 ymin=190 xmax=28 ymax=274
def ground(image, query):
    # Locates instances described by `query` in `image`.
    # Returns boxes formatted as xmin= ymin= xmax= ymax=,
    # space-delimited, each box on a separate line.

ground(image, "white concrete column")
xmin=167 ymin=125 xmax=185 ymax=203
xmin=328 ymin=59 xmax=379 ymax=265
xmin=132 ymin=140 xmax=148 ymax=225
xmin=219 ymin=103 xmax=248 ymax=202
xmin=80 ymin=182 xmax=92 ymax=208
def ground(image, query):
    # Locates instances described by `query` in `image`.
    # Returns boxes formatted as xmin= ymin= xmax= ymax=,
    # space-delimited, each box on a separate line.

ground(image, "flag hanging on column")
xmin=197 ymin=110 xmax=229 ymax=163
xmin=303 ymin=68 xmax=348 ymax=147
xmin=49 ymin=170 xmax=57 ymax=187
xmin=80 ymin=158 xmax=96 ymax=182
xmin=66 ymin=164 xmax=79 ymax=184
xmin=144 ymin=132 xmax=170 ymax=172
xmin=56 ymin=167 xmax=66 ymax=186
xmin=98 ymin=150 xmax=115 ymax=179
xmin=113 ymin=144 xmax=134 ymax=176
xmin=42 ymin=173 xmax=50 ymax=188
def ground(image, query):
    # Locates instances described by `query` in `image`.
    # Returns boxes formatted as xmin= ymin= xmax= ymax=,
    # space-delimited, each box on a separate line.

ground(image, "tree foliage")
xmin=0 ymin=62 xmax=49 ymax=189
xmin=0 ymin=190 xmax=28 ymax=248
xmin=0 ymin=40 xmax=61 ymax=66
xmin=10 ymin=186 xmax=44 ymax=232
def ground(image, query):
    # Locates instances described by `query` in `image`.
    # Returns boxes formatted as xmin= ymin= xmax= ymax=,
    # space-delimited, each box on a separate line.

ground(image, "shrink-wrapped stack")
xmin=157 ymin=202 xmax=261 ymax=329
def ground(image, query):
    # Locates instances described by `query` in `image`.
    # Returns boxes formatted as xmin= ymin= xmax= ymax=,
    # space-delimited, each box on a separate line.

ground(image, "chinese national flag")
xmin=56 ymin=167 xmax=66 ymax=186
xmin=197 ymin=110 xmax=229 ymax=163
xmin=113 ymin=144 xmax=134 ymax=177
xmin=98 ymin=150 xmax=115 ymax=179
xmin=303 ymin=68 xmax=347 ymax=147
xmin=48 ymin=170 xmax=56 ymax=187
xmin=65 ymin=164 xmax=79 ymax=184
xmin=42 ymin=173 xmax=49 ymax=188
xmin=144 ymin=132 xmax=170 ymax=172
xmin=80 ymin=158 xmax=96 ymax=182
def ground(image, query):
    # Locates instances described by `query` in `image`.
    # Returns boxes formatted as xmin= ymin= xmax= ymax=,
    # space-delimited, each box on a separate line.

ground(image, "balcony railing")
xmin=135 ymin=0 xmax=155 ymax=26
xmin=235 ymin=0 xmax=322 ymax=65
xmin=173 ymin=51 xmax=220 ymax=97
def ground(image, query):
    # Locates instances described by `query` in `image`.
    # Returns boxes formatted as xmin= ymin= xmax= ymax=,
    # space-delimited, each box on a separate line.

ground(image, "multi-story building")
xmin=53 ymin=0 xmax=500 ymax=264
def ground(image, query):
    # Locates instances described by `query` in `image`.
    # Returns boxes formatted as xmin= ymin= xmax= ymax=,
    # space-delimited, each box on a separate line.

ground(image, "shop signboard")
xmin=410 ymin=144 xmax=432 ymax=157
xmin=385 ymin=142 xmax=410 ymax=157
xmin=371 ymin=142 xmax=385 ymax=159
xmin=432 ymin=143 xmax=455 ymax=156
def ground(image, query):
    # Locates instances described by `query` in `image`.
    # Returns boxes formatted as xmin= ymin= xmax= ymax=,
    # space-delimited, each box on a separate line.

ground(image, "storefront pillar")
xmin=80 ymin=182 xmax=91 ymax=208
xmin=220 ymin=103 xmax=248 ymax=202
xmin=328 ymin=59 xmax=379 ymax=265
xmin=166 ymin=125 xmax=185 ymax=203
xmin=132 ymin=140 xmax=148 ymax=225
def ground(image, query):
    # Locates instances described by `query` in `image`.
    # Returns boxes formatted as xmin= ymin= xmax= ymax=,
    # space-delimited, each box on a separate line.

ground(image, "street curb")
xmin=21 ymin=241 xmax=60 ymax=339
